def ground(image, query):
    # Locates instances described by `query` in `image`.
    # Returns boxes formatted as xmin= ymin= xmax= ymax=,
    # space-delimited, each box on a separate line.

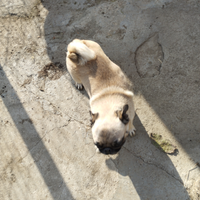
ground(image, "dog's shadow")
xmin=105 ymin=114 xmax=189 ymax=199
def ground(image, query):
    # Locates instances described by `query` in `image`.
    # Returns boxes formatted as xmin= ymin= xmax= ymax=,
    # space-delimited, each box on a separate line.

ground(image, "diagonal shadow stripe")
xmin=106 ymin=114 xmax=190 ymax=199
xmin=0 ymin=65 xmax=74 ymax=200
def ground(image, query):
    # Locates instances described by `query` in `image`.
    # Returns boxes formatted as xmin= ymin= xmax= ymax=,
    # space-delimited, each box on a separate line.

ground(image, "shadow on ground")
xmin=0 ymin=64 xmax=74 ymax=199
xmin=106 ymin=115 xmax=190 ymax=199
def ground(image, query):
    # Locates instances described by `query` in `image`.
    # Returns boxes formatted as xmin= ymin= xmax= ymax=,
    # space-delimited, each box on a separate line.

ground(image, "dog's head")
xmin=90 ymin=104 xmax=130 ymax=155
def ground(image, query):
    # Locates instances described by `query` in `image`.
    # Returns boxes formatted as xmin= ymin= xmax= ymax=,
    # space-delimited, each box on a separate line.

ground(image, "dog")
xmin=66 ymin=39 xmax=136 ymax=155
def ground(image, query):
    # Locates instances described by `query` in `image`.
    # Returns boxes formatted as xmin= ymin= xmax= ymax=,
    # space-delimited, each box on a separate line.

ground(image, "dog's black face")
xmin=94 ymin=136 xmax=126 ymax=155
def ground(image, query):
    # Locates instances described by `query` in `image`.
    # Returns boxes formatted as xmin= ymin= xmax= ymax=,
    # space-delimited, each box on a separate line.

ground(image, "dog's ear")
xmin=68 ymin=52 xmax=78 ymax=61
xmin=115 ymin=104 xmax=129 ymax=125
xmin=89 ymin=111 xmax=99 ymax=126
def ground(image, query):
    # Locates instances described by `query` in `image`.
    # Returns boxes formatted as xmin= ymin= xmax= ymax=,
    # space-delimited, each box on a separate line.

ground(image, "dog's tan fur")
xmin=66 ymin=39 xmax=136 ymax=154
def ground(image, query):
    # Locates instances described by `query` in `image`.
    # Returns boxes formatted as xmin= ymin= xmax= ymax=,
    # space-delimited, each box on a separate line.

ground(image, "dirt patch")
xmin=38 ymin=62 xmax=65 ymax=80
xmin=37 ymin=62 xmax=65 ymax=91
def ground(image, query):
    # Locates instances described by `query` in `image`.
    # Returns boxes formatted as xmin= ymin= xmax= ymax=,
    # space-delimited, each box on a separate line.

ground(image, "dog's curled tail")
xmin=67 ymin=40 xmax=96 ymax=65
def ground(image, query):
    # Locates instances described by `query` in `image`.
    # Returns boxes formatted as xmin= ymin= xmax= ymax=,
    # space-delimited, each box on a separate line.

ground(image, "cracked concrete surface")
xmin=0 ymin=0 xmax=200 ymax=199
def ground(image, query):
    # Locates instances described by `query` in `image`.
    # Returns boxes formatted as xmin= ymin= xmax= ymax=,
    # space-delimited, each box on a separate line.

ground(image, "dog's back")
xmin=66 ymin=39 xmax=132 ymax=97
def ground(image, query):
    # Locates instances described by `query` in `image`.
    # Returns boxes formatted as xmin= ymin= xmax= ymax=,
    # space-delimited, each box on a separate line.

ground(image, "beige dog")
xmin=66 ymin=39 xmax=136 ymax=155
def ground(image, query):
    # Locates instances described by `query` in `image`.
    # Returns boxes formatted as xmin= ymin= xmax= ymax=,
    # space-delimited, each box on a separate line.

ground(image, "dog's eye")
xmin=113 ymin=140 xmax=120 ymax=148
xmin=95 ymin=142 xmax=103 ymax=148
xmin=113 ymin=137 xmax=125 ymax=148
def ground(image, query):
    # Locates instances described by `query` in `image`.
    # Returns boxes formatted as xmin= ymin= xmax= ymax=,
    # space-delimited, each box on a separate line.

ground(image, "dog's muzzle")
xmin=95 ymin=137 xmax=125 ymax=155
xmin=99 ymin=147 xmax=121 ymax=155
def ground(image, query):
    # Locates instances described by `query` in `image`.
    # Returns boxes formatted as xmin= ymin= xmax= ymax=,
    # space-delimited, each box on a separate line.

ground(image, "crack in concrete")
xmin=17 ymin=131 xmax=48 ymax=163
xmin=69 ymin=118 xmax=90 ymax=129
xmin=28 ymin=85 xmax=90 ymax=127
xmin=88 ymin=152 xmax=96 ymax=160
xmin=19 ymin=123 xmax=70 ymax=162
xmin=122 ymin=146 xmax=184 ymax=185
xmin=184 ymin=165 xmax=199 ymax=187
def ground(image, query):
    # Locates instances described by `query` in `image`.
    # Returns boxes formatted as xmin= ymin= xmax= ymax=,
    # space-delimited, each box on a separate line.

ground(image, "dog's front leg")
xmin=127 ymin=120 xmax=136 ymax=137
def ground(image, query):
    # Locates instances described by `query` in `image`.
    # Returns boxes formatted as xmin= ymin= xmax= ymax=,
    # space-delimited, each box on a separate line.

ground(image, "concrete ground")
xmin=0 ymin=0 xmax=200 ymax=199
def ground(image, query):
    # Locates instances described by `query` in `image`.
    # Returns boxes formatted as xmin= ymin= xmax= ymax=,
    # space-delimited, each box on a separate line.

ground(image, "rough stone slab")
xmin=0 ymin=0 xmax=200 ymax=200
xmin=0 ymin=0 xmax=40 ymax=17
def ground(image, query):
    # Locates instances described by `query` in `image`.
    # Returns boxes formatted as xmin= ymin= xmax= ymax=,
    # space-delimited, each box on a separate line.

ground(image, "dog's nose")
xmin=102 ymin=147 xmax=112 ymax=155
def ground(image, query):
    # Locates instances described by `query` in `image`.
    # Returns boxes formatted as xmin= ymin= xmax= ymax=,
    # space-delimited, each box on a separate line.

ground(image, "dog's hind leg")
xmin=75 ymin=83 xmax=84 ymax=90
xmin=71 ymin=75 xmax=84 ymax=90
xmin=68 ymin=69 xmax=84 ymax=90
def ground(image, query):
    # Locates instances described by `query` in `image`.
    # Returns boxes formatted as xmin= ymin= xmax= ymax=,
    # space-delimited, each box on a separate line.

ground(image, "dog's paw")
xmin=129 ymin=128 xmax=136 ymax=137
xmin=76 ymin=83 xmax=84 ymax=90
